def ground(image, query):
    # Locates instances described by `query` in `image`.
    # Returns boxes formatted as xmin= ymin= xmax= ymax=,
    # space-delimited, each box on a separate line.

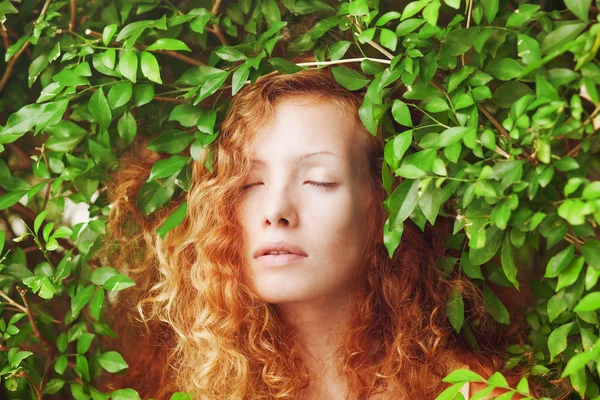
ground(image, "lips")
xmin=254 ymin=240 xmax=307 ymax=259
xmin=254 ymin=240 xmax=308 ymax=267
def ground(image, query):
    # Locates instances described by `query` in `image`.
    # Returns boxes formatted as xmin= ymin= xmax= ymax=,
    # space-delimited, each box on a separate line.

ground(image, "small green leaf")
xmin=157 ymin=202 xmax=188 ymax=239
xmin=145 ymin=38 xmax=191 ymax=51
xmin=140 ymin=51 xmax=162 ymax=84
xmin=331 ymin=66 xmax=370 ymax=91
xmin=102 ymin=24 xmax=118 ymax=46
xmin=573 ymin=293 xmax=600 ymax=312
xmin=147 ymin=155 xmax=190 ymax=182
xmin=107 ymin=82 xmax=133 ymax=110
xmin=118 ymin=50 xmax=138 ymax=83
xmin=103 ymin=274 xmax=136 ymax=291
xmin=565 ymin=0 xmax=590 ymax=22
xmin=544 ymin=245 xmax=575 ymax=279
xmin=391 ymin=99 xmax=412 ymax=127
xmin=88 ymin=88 xmax=112 ymax=133
xmin=98 ymin=351 xmax=129 ymax=373
xmin=548 ymin=322 xmax=573 ymax=361
xmin=268 ymin=58 xmax=303 ymax=74
xmin=446 ymin=285 xmax=465 ymax=333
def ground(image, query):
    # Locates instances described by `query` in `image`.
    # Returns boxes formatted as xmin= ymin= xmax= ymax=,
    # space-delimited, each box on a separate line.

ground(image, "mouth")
xmin=256 ymin=253 xmax=307 ymax=267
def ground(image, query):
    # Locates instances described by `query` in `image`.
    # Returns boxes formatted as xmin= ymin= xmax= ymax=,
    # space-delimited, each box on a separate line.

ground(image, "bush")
xmin=0 ymin=0 xmax=599 ymax=399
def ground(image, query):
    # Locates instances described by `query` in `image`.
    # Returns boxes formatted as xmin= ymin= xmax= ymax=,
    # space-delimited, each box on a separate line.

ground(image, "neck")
xmin=274 ymin=290 xmax=355 ymax=397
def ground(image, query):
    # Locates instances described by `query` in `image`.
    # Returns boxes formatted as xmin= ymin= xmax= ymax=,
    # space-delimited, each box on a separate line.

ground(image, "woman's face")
xmin=238 ymin=96 xmax=374 ymax=304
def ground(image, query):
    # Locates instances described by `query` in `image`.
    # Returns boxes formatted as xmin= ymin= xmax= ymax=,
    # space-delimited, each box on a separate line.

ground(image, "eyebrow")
xmin=250 ymin=151 xmax=347 ymax=165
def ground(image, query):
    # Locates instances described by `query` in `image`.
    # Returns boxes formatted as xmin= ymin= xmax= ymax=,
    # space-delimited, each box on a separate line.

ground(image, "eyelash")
xmin=242 ymin=181 xmax=337 ymax=191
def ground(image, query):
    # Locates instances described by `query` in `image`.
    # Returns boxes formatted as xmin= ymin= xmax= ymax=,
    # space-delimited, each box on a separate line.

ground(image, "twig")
xmin=0 ymin=40 xmax=31 ymax=93
xmin=0 ymin=0 xmax=52 ymax=94
xmin=566 ymin=143 xmax=581 ymax=158
xmin=16 ymin=286 xmax=51 ymax=348
xmin=0 ymin=289 xmax=27 ymax=313
xmin=15 ymin=370 xmax=42 ymax=400
xmin=209 ymin=0 xmax=229 ymax=46
xmin=85 ymin=29 xmax=205 ymax=66
xmin=348 ymin=17 xmax=395 ymax=59
xmin=461 ymin=0 xmax=474 ymax=66
xmin=69 ymin=0 xmax=76 ymax=31
xmin=296 ymin=57 xmax=391 ymax=67
xmin=0 ymin=24 xmax=9 ymax=50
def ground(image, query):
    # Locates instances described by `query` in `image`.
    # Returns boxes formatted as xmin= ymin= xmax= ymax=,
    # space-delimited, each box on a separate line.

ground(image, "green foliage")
xmin=0 ymin=0 xmax=599 ymax=399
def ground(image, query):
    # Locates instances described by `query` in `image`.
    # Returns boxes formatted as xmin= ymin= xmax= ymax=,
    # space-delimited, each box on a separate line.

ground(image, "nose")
xmin=263 ymin=183 xmax=299 ymax=228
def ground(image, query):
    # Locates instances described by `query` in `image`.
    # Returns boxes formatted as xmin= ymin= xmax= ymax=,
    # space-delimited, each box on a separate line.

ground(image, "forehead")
xmin=247 ymin=97 xmax=366 ymax=165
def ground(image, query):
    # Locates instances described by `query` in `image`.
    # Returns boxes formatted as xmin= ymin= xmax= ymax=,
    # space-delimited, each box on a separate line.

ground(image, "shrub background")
xmin=0 ymin=0 xmax=599 ymax=399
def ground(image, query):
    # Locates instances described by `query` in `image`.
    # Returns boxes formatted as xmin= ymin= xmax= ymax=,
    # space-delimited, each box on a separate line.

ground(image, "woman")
xmin=96 ymin=59 xmax=543 ymax=399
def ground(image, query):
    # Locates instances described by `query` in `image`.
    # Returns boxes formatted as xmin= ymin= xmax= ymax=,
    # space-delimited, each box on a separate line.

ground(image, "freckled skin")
xmin=239 ymin=96 xmax=374 ymax=305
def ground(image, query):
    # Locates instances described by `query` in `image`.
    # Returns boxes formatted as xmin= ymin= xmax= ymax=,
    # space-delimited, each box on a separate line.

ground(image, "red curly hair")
xmin=94 ymin=56 xmax=565 ymax=399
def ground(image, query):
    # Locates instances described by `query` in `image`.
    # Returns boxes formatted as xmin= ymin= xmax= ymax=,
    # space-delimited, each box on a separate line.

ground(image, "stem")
xmin=296 ymin=57 xmax=391 ymax=67
xmin=15 ymin=369 xmax=42 ymax=400
xmin=69 ymin=0 xmax=76 ymax=31
xmin=16 ymin=286 xmax=51 ymax=348
xmin=85 ymin=29 xmax=206 ymax=67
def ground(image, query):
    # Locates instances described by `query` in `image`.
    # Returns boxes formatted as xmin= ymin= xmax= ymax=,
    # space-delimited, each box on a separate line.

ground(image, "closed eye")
xmin=241 ymin=182 xmax=337 ymax=191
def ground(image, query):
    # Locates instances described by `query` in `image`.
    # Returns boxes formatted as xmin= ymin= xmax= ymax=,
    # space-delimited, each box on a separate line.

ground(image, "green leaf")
xmin=71 ymin=284 xmax=96 ymax=316
xmin=262 ymin=0 xmax=281 ymax=24
xmin=391 ymin=99 xmax=412 ymax=127
xmin=422 ymin=1 xmax=440 ymax=26
xmin=442 ymin=369 xmax=485 ymax=383
xmin=107 ymin=82 xmax=133 ymax=110
xmin=118 ymin=50 xmax=138 ymax=83
xmin=133 ymin=83 xmax=154 ymax=107
xmin=565 ymin=0 xmax=590 ymax=21
xmin=439 ymin=27 xmax=481 ymax=58
xmin=541 ymin=22 xmax=587 ymax=55
xmin=169 ymin=104 xmax=202 ymax=127
xmin=383 ymin=217 xmax=404 ymax=258
xmin=388 ymin=179 xmax=419 ymax=228
xmin=118 ymin=111 xmax=137 ymax=145
xmin=395 ymin=149 xmax=436 ymax=178
xmin=582 ymin=239 xmax=600 ymax=269
xmin=446 ymin=285 xmax=464 ymax=333
xmin=331 ymin=66 xmax=370 ymax=91
xmin=544 ymin=245 xmax=575 ymax=279
xmin=268 ymin=58 xmax=302 ymax=74
xmin=483 ymin=284 xmax=510 ymax=324
xmin=561 ymin=338 xmax=600 ymax=377
xmin=103 ymin=274 xmax=136 ymax=291
xmin=548 ymin=322 xmax=573 ymax=361
xmin=54 ymin=355 xmax=67 ymax=374
xmin=157 ymin=202 xmax=188 ymax=239
xmin=500 ymin=235 xmax=519 ymax=290
xmin=396 ymin=18 xmax=426 ymax=36
xmin=486 ymin=59 xmax=523 ymax=81
xmin=573 ymin=293 xmax=600 ymax=312
xmin=328 ymin=41 xmax=351 ymax=61
xmin=425 ymin=97 xmax=450 ymax=113
xmin=214 ymin=46 xmax=247 ymax=62
xmin=348 ymin=0 xmax=369 ymax=15
xmin=43 ymin=378 xmax=66 ymax=395
xmin=147 ymin=155 xmax=190 ymax=182
xmin=98 ymin=351 xmax=129 ymax=373
xmin=111 ymin=389 xmax=141 ymax=400
xmin=146 ymin=38 xmax=191 ymax=51
xmin=558 ymin=199 xmax=587 ymax=225
xmin=102 ymin=24 xmax=118 ymax=46
xmin=400 ymin=0 xmax=429 ymax=21
xmin=140 ymin=51 xmax=162 ymax=84
xmin=90 ymin=266 xmax=119 ymax=286
xmin=232 ymin=64 xmax=250 ymax=96
xmin=482 ymin=0 xmax=499 ymax=24
xmin=444 ymin=0 xmax=460 ymax=9
xmin=77 ymin=333 xmax=95 ymax=355
xmin=194 ymin=70 xmax=230 ymax=104
xmin=379 ymin=28 xmax=398 ymax=51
